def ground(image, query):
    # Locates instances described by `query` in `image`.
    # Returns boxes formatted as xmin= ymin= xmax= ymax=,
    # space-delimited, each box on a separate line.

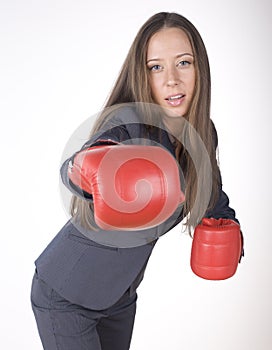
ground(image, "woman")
xmin=31 ymin=12 xmax=243 ymax=350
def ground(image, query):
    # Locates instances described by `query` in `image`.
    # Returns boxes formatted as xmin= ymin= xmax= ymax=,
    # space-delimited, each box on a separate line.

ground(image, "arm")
xmin=204 ymin=187 xmax=239 ymax=223
xmin=204 ymin=121 xmax=239 ymax=223
xmin=190 ymin=122 xmax=244 ymax=280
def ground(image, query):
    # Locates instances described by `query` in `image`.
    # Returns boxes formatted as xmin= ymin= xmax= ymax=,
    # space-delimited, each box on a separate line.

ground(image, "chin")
xmin=163 ymin=106 xmax=187 ymax=118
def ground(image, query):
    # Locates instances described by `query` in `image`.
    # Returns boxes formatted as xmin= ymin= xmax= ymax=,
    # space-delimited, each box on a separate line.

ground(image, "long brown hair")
xmin=70 ymin=12 xmax=220 ymax=233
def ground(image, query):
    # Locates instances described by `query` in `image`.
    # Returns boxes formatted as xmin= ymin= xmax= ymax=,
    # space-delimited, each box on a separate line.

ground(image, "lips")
xmin=165 ymin=94 xmax=185 ymax=107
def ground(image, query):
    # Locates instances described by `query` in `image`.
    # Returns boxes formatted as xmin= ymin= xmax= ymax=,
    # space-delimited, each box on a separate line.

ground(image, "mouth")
xmin=165 ymin=94 xmax=185 ymax=107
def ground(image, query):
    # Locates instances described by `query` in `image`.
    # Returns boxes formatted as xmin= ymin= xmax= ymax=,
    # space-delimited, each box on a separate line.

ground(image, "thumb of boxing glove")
xmin=190 ymin=218 xmax=243 ymax=280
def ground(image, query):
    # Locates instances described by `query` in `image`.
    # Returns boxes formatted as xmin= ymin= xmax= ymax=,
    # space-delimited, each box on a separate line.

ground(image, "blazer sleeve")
xmin=204 ymin=120 xmax=239 ymax=224
xmin=204 ymin=188 xmax=239 ymax=223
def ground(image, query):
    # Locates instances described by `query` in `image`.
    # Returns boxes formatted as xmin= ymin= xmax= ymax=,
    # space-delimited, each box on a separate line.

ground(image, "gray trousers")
xmin=31 ymin=271 xmax=137 ymax=350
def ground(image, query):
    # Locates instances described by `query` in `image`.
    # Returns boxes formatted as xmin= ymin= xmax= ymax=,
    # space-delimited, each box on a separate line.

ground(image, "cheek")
xmin=186 ymin=72 xmax=196 ymax=96
xmin=149 ymin=77 xmax=161 ymax=99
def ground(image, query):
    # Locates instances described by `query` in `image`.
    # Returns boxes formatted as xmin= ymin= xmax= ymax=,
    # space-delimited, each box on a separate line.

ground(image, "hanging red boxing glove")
xmin=68 ymin=144 xmax=185 ymax=230
xmin=190 ymin=218 xmax=243 ymax=280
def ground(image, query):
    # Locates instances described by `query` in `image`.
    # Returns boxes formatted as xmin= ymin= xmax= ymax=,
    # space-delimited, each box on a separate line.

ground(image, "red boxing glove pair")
xmin=68 ymin=144 xmax=185 ymax=230
xmin=68 ymin=144 xmax=243 ymax=280
xmin=190 ymin=218 xmax=244 ymax=280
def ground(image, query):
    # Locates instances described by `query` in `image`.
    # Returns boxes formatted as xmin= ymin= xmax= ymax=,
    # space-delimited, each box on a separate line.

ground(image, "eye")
xmin=148 ymin=64 xmax=162 ymax=72
xmin=178 ymin=60 xmax=191 ymax=67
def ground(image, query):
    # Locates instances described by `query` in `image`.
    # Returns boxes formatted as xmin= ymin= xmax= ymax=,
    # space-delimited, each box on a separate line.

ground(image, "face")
xmin=146 ymin=27 xmax=196 ymax=118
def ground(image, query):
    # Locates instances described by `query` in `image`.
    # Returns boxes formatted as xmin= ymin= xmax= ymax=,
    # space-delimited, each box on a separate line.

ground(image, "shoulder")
xmin=100 ymin=104 xmax=142 ymax=131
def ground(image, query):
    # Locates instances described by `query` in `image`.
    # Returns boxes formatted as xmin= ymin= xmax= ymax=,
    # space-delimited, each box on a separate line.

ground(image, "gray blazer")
xmin=35 ymin=106 xmax=238 ymax=310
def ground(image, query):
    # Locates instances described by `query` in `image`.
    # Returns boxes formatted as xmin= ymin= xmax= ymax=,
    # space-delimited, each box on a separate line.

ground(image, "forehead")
xmin=147 ymin=27 xmax=193 ymax=57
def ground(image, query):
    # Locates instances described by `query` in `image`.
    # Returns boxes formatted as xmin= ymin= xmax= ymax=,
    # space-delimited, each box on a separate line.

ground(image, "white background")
xmin=1 ymin=0 xmax=271 ymax=349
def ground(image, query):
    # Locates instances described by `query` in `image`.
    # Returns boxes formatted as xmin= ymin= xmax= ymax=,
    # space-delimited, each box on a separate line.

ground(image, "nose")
xmin=166 ymin=66 xmax=181 ymax=87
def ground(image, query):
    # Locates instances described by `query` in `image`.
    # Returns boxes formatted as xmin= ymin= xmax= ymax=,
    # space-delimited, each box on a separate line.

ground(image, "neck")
xmin=162 ymin=114 xmax=185 ymax=139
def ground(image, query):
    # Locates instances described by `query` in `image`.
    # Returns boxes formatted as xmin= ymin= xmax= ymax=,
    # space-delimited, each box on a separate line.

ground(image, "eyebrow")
xmin=146 ymin=53 xmax=194 ymax=64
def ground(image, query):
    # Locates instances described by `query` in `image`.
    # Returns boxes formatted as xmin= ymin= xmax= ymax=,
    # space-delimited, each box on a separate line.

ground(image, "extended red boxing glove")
xmin=68 ymin=144 xmax=185 ymax=230
xmin=190 ymin=218 xmax=243 ymax=280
